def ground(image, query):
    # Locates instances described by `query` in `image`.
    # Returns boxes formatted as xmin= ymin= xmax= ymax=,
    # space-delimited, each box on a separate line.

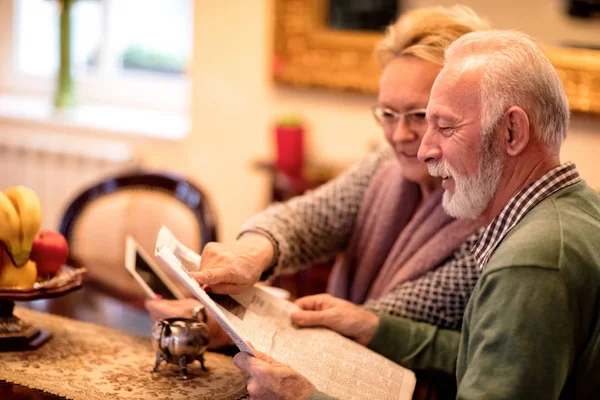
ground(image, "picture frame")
xmin=272 ymin=0 xmax=600 ymax=114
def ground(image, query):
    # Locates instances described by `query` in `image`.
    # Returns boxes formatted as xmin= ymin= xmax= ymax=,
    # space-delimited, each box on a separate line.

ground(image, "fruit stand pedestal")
xmin=0 ymin=300 xmax=52 ymax=351
xmin=0 ymin=268 xmax=83 ymax=351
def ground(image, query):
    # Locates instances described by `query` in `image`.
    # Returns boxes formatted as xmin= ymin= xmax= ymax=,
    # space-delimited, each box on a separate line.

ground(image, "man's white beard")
xmin=428 ymin=134 xmax=504 ymax=220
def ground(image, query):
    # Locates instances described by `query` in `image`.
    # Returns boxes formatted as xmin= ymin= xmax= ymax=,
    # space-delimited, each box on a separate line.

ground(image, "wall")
xmin=561 ymin=113 xmax=600 ymax=190
xmin=410 ymin=0 xmax=600 ymax=46
xmin=142 ymin=0 xmax=599 ymax=241
xmin=142 ymin=0 xmax=380 ymax=241
xmin=2 ymin=1 xmax=595 ymax=242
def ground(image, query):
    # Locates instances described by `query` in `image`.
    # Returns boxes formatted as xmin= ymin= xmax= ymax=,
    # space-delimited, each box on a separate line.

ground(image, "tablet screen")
xmin=135 ymin=250 xmax=178 ymax=300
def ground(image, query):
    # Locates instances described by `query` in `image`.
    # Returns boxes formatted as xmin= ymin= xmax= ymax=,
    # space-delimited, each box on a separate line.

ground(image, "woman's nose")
xmin=391 ymin=121 xmax=417 ymax=142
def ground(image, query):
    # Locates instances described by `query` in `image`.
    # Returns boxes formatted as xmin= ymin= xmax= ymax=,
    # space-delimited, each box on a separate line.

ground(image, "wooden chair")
xmin=57 ymin=170 xmax=218 ymax=304
xmin=23 ymin=170 xmax=218 ymax=336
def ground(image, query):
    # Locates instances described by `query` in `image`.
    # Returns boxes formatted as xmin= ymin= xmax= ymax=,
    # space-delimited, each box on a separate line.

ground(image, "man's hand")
xmin=291 ymin=294 xmax=379 ymax=346
xmin=233 ymin=348 xmax=316 ymax=400
xmin=190 ymin=234 xmax=274 ymax=294
xmin=144 ymin=298 xmax=233 ymax=349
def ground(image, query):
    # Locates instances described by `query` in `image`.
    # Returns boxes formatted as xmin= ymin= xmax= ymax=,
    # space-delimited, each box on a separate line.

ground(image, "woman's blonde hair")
xmin=375 ymin=5 xmax=490 ymax=67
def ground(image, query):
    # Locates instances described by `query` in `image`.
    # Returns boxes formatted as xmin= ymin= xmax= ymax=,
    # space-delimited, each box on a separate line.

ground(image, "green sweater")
xmin=310 ymin=181 xmax=600 ymax=399
xmin=455 ymin=181 xmax=600 ymax=399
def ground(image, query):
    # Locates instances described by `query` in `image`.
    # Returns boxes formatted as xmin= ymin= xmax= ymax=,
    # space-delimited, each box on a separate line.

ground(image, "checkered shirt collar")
xmin=472 ymin=162 xmax=581 ymax=270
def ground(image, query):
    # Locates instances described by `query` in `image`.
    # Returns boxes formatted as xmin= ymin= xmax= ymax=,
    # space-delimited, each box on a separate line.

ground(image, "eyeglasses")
xmin=371 ymin=106 xmax=428 ymax=132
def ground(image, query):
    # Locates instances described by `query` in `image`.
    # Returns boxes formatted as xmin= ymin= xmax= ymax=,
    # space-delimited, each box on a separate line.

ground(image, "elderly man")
xmin=233 ymin=30 xmax=600 ymax=400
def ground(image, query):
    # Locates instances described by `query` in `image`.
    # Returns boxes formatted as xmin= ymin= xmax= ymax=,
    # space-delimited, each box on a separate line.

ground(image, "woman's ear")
xmin=503 ymin=106 xmax=530 ymax=156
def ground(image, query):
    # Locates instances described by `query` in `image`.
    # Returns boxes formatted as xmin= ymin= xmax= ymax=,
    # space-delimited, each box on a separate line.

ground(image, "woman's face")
xmin=376 ymin=56 xmax=441 ymax=186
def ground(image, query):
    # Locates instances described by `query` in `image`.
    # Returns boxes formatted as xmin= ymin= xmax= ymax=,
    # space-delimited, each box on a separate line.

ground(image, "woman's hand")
xmin=291 ymin=294 xmax=379 ymax=346
xmin=145 ymin=298 xmax=233 ymax=349
xmin=145 ymin=298 xmax=198 ymax=321
xmin=190 ymin=234 xmax=275 ymax=294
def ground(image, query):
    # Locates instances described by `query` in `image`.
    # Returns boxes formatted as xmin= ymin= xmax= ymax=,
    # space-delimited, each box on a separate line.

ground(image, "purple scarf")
xmin=327 ymin=160 xmax=481 ymax=304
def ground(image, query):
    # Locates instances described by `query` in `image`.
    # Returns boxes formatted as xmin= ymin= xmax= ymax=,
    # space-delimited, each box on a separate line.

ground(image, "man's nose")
xmin=417 ymin=127 xmax=441 ymax=163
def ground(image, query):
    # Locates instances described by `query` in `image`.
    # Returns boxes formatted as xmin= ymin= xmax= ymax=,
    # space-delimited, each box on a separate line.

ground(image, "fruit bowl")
xmin=0 ymin=266 xmax=85 ymax=351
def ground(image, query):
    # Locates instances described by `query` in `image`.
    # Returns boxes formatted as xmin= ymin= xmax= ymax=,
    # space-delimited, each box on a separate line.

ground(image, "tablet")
xmin=124 ymin=235 xmax=186 ymax=300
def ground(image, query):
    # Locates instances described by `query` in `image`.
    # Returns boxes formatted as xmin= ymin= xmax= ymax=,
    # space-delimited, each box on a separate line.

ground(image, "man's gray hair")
xmin=444 ymin=30 xmax=570 ymax=147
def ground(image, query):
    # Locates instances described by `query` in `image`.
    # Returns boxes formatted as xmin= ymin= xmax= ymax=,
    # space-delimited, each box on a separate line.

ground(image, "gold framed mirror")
xmin=273 ymin=0 xmax=600 ymax=114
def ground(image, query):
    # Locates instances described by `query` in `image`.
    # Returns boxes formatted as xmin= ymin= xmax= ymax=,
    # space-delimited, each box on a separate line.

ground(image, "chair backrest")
xmin=58 ymin=170 xmax=218 ymax=302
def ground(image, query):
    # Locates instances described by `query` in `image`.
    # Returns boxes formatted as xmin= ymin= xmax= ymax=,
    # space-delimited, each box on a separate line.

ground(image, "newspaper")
xmin=155 ymin=226 xmax=201 ymax=270
xmin=155 ymin=227 xmax=416 ymax=400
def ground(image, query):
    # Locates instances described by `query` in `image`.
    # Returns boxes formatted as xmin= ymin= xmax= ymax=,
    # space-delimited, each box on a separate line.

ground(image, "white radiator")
xmin=0 ymin=132 xmax=138 ymax=230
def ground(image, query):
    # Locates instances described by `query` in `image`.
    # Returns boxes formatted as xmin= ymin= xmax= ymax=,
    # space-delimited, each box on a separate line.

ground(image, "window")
xmin=1 ymin=0 xmax=193 ymax=112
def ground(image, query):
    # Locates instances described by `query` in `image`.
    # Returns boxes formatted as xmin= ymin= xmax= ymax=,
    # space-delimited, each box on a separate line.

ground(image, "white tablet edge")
xmin=124 ymin=235 xmax=186 ymax=300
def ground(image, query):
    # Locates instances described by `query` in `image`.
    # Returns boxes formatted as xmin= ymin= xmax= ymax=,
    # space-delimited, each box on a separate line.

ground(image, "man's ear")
xmin=502 ymin=106 xmax=530 ymax=156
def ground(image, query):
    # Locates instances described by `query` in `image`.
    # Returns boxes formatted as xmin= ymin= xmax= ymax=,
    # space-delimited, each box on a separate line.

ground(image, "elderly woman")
xmin=147 ymin=5 xmax=488 ymax=355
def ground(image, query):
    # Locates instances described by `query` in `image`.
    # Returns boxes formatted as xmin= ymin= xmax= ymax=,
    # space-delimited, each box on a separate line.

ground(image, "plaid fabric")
xmin=364 ymin=229 xmax=483 ymax=330
xmin=242 ymin=147 xmax=483 ymax=330
xmin=473 ymin=162 xmax=581 ymax=270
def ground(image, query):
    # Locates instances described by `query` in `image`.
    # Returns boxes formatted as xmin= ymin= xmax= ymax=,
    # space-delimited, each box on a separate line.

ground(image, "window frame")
xmin=0 ymin=0 xmax=192 ymax=114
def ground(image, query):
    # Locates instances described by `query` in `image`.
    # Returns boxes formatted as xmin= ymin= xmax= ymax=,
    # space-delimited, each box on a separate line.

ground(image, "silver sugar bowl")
xmin=151 ymin=317 xmax=209 ymax=379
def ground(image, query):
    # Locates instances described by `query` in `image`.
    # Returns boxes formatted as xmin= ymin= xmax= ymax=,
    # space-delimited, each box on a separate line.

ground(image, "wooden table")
xmin=0 ymin=381 xmax=62 ymax=400
xmin=0 ymin=307 xmax=248 ymax=400
xmin=0 ymin=374 xmax=444 ymax=400
xmin=3 ymin=287 xmax=447 ymax=400
xmin=17 ymin=285 xmax=153 ymax=337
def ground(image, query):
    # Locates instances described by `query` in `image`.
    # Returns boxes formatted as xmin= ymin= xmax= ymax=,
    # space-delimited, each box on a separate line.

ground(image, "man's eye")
xmin=382 ymin=111 xmax=396 ymax=119
xmin=439 ymin=127 xmax=454 ymax=137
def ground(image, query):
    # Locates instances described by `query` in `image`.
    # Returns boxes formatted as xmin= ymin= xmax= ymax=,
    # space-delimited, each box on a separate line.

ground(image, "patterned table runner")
xmin=0 ymin=307 xmax=248 ymax=400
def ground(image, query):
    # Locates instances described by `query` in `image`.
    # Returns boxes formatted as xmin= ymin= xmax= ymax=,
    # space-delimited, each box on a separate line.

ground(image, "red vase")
xmin=275 ymin=125 xmax=304 ymax=179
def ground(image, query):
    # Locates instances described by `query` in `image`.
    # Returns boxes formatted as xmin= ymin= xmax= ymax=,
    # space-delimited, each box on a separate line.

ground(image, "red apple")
xmin=30 ymin=229 xmax=69 ymax=277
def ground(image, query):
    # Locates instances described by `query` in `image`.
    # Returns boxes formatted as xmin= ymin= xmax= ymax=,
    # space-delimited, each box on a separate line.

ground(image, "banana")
xmin=3 ymin=186 xmax=42 ymax=267
xmin=0 ymin=248 xmax=37 ymax=288
xmin=0 ymin=192 xmax=23 ymax=266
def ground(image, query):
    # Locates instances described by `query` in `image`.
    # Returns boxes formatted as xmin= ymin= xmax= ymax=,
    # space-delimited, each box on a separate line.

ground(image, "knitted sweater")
xmin=242 ymin=148 xmax=482 ymax=330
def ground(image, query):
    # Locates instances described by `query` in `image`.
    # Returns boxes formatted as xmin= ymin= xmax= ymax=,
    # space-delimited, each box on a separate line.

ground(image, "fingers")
xmin=145 ymin=299 xmax=170 ymax=321
xmin=234 ymin=353 xmax=265 ymax=399
xmin=191 ymin=269 xmax=251 ymax=294
xmin=246 ymin=343 xmax=276 ymax=363
xmin=250 ymin=347 xmax=275 ymax=364
xmin=199 ymin=242 xmax=218 ymax=260
xmin=291 ymin=308 xmax=338 ymax=328
xmin=247 ymin=377 xmax=263 ymax=399
xmin=234 ymin=347 xmax=278 ymax=373
xmin=233 ymin=351 xmax=265 ymax=373
xmin=144 ymin=299 xmax=157 ymax=309
xmin=194 ymin=240 xmax=268 ymax=295
xmin=205 ymin=282 xmax=249 ymax=295
xmin=190 ymin=267 xmax=234 ymax=286
xmin=294 ymin=294 xmax=327 ymax=310
xmin=232 ymin=351 xmax=251 ymax=371
xmin=235 ymin=351 xmax=312 ymax=399
xmin=294 ymin=293 xmax=339 ymax=311
xmin=144 ymin=299 xmax=200 ymax=321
